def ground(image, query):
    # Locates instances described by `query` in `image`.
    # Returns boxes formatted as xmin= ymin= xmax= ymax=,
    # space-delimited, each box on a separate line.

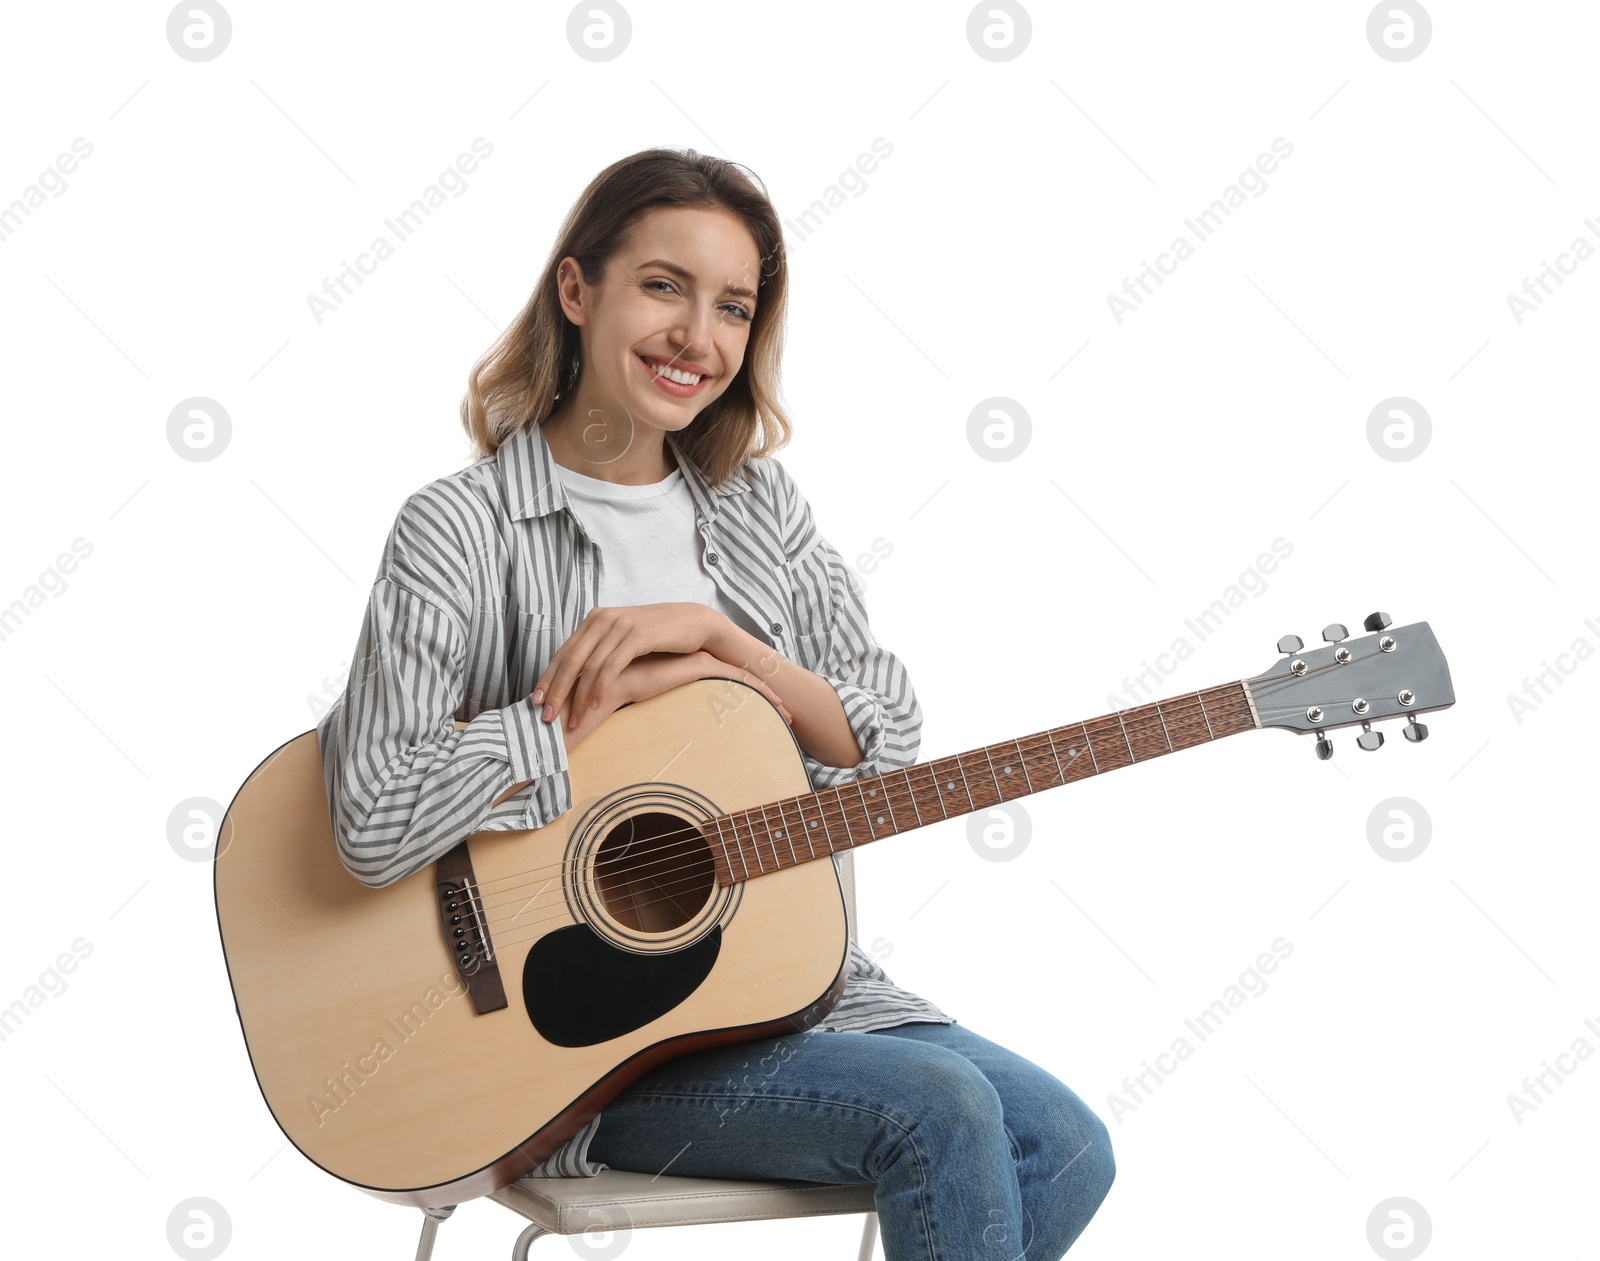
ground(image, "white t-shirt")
xmin=555 ymin=461 xmax=769 ymax=645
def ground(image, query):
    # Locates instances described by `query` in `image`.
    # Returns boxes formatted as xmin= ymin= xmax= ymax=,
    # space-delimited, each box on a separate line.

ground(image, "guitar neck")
xmin=711 ymin=678 xmax=1260 ymax=885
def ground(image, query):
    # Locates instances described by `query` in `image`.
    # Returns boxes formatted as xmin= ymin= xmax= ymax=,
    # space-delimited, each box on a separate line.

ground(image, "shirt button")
xmin=706 ymin=552 xmax=719 ymax=565
xmin=769 ymin=621 xmax=782 ymax=635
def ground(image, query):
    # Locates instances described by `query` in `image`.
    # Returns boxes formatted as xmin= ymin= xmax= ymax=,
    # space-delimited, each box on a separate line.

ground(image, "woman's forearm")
xmin=701 ymin=611 xmax=865 ymax=771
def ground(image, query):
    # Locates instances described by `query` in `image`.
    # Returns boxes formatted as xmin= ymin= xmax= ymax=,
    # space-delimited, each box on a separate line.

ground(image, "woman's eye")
xmin=644 ymin=279 xmax=750 ymax=322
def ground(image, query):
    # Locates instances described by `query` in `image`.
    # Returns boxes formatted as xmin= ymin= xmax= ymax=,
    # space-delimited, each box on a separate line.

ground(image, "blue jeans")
xmin=586 ymin=1020 xmax=1115 ymax=1260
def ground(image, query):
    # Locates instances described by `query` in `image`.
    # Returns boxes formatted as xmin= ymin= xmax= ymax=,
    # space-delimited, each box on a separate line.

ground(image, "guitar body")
xmin=215 ymin=678 xmax=849 ymax=1208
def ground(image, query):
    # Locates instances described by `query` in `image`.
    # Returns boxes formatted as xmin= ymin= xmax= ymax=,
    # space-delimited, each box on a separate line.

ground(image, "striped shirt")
xmin=315 ymin=419 xmax=952 ymax=1177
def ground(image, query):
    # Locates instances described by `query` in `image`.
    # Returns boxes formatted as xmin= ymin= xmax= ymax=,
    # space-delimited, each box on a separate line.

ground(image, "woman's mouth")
xmin=638 ymin=354 xmax=710 ymax=398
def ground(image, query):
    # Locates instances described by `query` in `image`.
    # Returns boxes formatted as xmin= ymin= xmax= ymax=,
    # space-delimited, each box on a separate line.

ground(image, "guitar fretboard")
xmin=709 ymin=680 xmax=1258 ymax=885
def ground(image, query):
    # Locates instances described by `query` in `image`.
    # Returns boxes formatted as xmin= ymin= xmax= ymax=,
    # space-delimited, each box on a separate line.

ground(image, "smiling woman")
xmin=315 ymin=148 xmax=1114 ymax=1259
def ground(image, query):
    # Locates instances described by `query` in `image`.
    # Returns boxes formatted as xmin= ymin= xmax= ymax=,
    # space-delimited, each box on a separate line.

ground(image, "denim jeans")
xmin=585 ymin=1019 xmax=1115 ymax=1260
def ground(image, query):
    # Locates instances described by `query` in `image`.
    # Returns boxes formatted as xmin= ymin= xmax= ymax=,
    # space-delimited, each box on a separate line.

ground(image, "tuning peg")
xmin=1322 ymin=623 xmax=1349 ymax=644
xmin=1403 ymin=714 xmax=1429 ymax=743
xmin=1363 ymin=611 xmax=1393 ymax=632
xmin=1356 ymin=720 xmax=1384 ymax=751
xmin=1277 ymin=634 xmax=1305 ymax=655
xmin=1314 ymin=732 xmax=1334 ymax=760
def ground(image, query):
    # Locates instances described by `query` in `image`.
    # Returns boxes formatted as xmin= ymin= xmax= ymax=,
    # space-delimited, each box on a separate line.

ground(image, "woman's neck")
xmin=541 ymin=406 xmax=677 ymax=485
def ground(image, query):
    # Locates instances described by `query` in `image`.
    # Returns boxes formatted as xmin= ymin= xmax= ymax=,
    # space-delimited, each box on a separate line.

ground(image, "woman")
xmin=317 ymin=148 xmax=1114 ymax=1259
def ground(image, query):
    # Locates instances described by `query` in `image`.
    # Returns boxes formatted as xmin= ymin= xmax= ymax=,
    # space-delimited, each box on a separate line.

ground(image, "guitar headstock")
xmin=1248 ymin=613 xmax=1454 ymax=758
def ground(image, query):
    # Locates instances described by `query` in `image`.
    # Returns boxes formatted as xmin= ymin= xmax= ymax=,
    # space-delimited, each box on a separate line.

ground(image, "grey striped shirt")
xmin=315 ymin=419 xmax=951 ymax=1177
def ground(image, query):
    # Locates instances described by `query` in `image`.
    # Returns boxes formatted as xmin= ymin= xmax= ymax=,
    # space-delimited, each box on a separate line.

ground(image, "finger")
xmin=538 ymin=633 xmax=598 ymax=720
xmin=569 ymin=624 xmax=634 ymax=724
xmin=540 ymin=608 xmax=617 ymax=708
xmin=742 ymin=671 xmax=787 ymax=713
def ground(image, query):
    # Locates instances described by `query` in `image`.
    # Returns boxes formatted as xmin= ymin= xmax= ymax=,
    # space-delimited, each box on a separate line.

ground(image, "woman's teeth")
xmin=644 ymin=358 xmax=704 ymax=385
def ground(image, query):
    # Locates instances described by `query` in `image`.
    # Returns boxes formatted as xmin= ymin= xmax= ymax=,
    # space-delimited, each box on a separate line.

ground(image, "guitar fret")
xmin=825 ymin=787 xmax=851 ymax=857
xmin=1154 ymin=701 xmax=1174 ymax=753
xmin=911 ymin=763 xmax=948 ymax=821
xmin=830 ymin=786 xmax=853 ymax=852
xmin=1194 ymin=689 xmax=1215 ymax=740
xmin=758 ymin=806 xmax=790 ymax=864
xmin=979 ymin=744 xmax=1002 ymax=806
xmin=711 ymin=817 xmax=738 ymax=879
xmin=932 ymin=759 xmax=965 ymax=814
xmin=1043 ymin=728 xmax=1068 ymax=786
xmin=1012 ymin=737 xmax=1036 ymax=793
xmin=1080 ymin=723 xmax=1101 ymax=773
xmin=1113 ymin=707 xmax=1136 ymax=761
xmin=953 ymin=753 xmax=978 ymax=811
xmin=870 ymin=776 xmax=898 ymax=833
xmin=903 ymin=767 xmax=926 ymax=828
xmin=774 ymin=799 xmax=801 ymax=865
xmin=853 ymin=780 xmax=876 ymax=841
xmin=792 ymin=795 xmax=819 ymax=860
xmin=737 ymin=810 xmax=764 ymax=874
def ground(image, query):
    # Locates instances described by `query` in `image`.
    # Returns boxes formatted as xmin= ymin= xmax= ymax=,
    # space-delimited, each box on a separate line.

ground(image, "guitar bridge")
xmin=436 ymin=842 xmax=508 ymax=1015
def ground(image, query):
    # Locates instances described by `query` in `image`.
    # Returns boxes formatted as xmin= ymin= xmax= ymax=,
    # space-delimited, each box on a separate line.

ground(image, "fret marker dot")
xmin=1004 ymin=765 xmax=1013 ymax=773
xmin=946 ymin=781 xmax=954 ymax=790
xmin=775 ymin=830 xmax=783 ymax=838
xmin=876 ymin=816 xmax=884 ymax=824
xmin=868 ymin=788 xmax=877 ymax=797
xmin=809 ymin=820 xmax=818 ymax=828
xmin=1068 ymin=749 xmax=1078 ymax=757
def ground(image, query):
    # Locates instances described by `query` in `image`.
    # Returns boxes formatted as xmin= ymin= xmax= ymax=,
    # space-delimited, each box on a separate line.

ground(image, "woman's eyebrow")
xmin=638 ymin=257 xmax=757 ymax=302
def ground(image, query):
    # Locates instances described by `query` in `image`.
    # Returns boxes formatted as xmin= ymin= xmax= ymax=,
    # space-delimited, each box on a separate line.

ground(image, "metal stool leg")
xmin=511 ymin=1222 xmax=553 ymax=1259
xmin=414 ymin=1205 xmax=456 ymax=1261
xmin=856 ymin=1210 xmax=878 ymax=1261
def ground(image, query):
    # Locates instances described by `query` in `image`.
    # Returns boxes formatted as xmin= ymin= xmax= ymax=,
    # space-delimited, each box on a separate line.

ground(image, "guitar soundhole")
xmin=592 ymin=811 xmax=714 ymax=933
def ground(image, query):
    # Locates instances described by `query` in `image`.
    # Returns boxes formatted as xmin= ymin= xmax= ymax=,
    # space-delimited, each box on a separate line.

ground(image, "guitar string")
xmin=464 ymin=692 xmax=1239 ymax=911
xmin=462 ymin=647 xmax=1397 ymax=915
xmin=454 ymin=663 xmax=1417 ymax=946
xmin=467 ymin=709 xmax=1250 ymax=921
xmin=465 ymin=663 xmax=1378 ymax=915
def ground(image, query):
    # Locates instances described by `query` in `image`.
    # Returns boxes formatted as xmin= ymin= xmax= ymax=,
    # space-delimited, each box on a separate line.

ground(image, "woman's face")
xmin=559 ymin=205 xmax=762 ymax=440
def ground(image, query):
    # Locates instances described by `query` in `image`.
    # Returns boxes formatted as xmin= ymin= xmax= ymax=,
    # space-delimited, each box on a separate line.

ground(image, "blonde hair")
xmin=459 ymin=147 xmax=794 ymax=487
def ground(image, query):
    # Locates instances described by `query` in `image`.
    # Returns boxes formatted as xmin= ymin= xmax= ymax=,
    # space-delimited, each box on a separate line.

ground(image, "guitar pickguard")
xmin=522 ymin=923 xmax=722 ymax=1047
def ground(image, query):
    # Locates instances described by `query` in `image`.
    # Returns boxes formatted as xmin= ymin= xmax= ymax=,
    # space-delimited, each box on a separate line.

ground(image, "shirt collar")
xmin=500 ymin=420 xmax=751 ymax=524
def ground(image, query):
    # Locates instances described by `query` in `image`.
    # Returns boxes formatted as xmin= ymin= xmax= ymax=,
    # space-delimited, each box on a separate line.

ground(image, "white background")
xmin=1 ymin=2 xmax=1594 ymax=1258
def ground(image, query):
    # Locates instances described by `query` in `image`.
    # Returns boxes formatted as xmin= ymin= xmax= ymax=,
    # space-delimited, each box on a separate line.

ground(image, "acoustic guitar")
xmin=214 ymin=612 xmax=1453 ymax=1208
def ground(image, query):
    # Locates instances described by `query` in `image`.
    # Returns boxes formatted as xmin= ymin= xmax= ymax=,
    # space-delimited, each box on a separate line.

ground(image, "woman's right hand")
xmin=501 ymin=652 xmax=791 ymax=806
xmin=615 ymin=650 xmax=792 ymax=725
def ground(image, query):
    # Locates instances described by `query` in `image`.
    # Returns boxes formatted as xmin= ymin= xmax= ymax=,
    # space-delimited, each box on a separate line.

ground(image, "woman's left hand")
xmin=532 ymin=602 xmax=728 ymax=727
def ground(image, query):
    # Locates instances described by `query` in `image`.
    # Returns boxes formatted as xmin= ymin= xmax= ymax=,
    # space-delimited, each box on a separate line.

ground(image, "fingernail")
xmin=532 ymin=688 xmax=544 ymax=703
xmin=542 ymin=704 xmax=553 ymax=721
xmin=590 ymin=696 xmax=599 ymax=709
